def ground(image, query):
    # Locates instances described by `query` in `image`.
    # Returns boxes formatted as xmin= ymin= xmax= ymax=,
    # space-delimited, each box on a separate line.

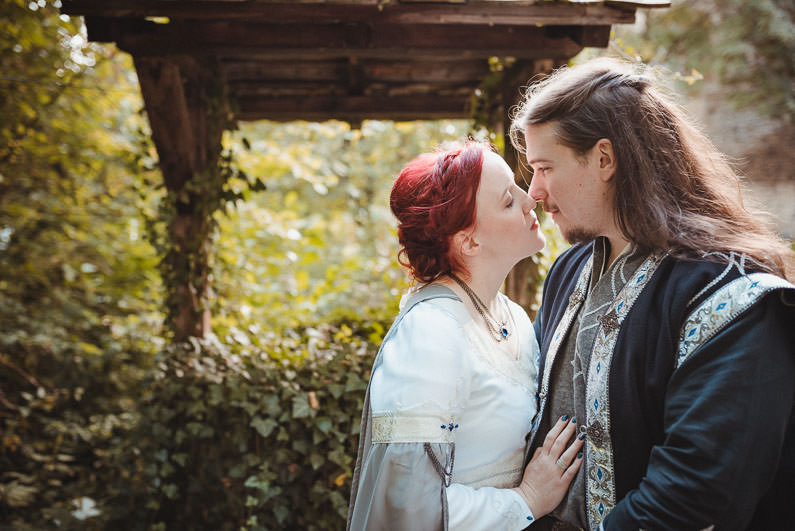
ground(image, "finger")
xmin=548 ymin=416 xmax=578 ymax=456
xmin=543 ymin=415 xmax=571 ymax=449
xmin=562 ymin=450 xmax=584 ymax=481
xmin=556 ymin=430 xmax=586 ymax=466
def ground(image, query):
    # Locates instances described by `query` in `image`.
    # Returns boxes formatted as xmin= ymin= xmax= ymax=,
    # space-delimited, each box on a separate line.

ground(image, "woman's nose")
xmin=521 ymin=191 xmax=536 ymax=214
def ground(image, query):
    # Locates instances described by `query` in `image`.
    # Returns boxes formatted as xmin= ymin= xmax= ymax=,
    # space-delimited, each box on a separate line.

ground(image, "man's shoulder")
xmin=657 ymin=255 xmax=735 ymax=295
xmin=654 ymin=254 xmax=791 ymax=308
xmin=644 ymin=255 xmax=795 ymax=348
xmin=668 ymin=260 xmax=795 ymax=369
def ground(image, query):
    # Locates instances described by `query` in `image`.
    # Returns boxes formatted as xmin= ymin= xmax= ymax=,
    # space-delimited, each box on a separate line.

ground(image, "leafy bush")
xmin=102 ymin=320 xmax=383 ymax=531
xmin=1 ymin=2 xmax=162 ymax=527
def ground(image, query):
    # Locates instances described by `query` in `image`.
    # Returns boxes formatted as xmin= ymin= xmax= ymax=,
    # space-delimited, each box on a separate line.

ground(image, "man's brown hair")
xmin=511 ymin=58 xmax=793 ymax=278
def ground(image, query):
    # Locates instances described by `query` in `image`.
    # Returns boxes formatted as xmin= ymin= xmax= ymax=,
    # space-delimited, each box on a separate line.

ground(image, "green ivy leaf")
xmin=309 ymin=453 xmax=324 ymax=470
xmin=291 ymin=394 xmax=311 ymax=419
xmin=250 ymin=417 xmax=277 ymax=437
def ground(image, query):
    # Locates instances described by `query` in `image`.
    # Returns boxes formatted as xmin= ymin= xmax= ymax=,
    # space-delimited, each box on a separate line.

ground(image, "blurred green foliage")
xmin=611 ymin=0 xmax=795 ymax=120
xmin=0 ymin=0 xmax=163 ymax=526
xmin=212 ymin=119 xmax=473 ymax=339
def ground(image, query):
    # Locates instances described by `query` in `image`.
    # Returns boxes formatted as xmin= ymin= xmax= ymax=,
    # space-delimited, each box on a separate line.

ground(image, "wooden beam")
xmin=209 ymin=46 xmax=583 ymax=62
xmin=228 ymin=81 xmax=477 ymax=97
xmin=63 ymin=1 xmax=637 ymax=26
xmin=222 ymin=60 xmax=346 ymax=82
xmin=133 ymin=56 xmax=197 ymax=190
xmin=604 ymin=0 xmax=670 ymax=8
xmin=233 ymin=93 xmax=473 ymax=121
xmin=221 ymin=58 xmax=491 ymax=85
xmin=91 ymin=19 xmax=584 ymax=59
xmin=220 ymin=58 xmax=493 ymax=98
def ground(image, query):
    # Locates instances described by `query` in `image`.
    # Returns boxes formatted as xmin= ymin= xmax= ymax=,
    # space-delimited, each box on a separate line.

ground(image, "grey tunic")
xmin=530 ymin=239 xmax=645 ymax=530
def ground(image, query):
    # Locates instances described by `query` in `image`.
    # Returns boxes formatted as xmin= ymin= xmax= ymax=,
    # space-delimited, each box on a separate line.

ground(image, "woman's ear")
xmin=452 ymin=229 xmax=480 ymax=258
xmin=596 ymin=138 xmax=616 ymax=182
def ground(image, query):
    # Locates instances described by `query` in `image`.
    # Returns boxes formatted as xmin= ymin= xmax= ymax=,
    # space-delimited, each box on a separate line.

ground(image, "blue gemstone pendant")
xmin=501 ymin=327 xmax=509 ymax=338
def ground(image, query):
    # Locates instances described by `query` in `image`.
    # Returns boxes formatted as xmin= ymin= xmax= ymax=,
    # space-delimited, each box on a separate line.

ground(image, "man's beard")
xmin=564 ymin=227 xmax=599 ymax=245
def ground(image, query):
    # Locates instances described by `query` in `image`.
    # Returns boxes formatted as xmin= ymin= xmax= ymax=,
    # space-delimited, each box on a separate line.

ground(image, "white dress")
xmin=347 ymin=284 xmax=540 ymax=530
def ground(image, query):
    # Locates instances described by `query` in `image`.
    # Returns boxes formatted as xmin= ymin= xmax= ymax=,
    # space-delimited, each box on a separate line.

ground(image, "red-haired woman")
xmin=347 ymin=142 xmax=583 ymax=530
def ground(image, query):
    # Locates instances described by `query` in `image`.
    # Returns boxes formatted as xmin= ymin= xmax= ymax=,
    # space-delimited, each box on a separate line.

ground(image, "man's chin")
xmin=563 ymin=228 xmax=599 ymax=245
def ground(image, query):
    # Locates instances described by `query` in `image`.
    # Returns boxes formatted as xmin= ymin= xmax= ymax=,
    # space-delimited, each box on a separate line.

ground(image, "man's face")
xmin=524 ymin=122 xmax=614 ymax=244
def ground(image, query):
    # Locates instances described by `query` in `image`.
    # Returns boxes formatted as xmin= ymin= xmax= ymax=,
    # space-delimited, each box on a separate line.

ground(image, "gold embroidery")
xmin=585 ymin=253 xmax=665 ymax=528
xmin=371 ymin=412 xmax=457 ymax=444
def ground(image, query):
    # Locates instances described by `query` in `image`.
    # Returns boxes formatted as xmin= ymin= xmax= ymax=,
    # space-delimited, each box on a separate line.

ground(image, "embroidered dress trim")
xmin=677 ymin=272 xmax=794 ymax=369
xmin=451 ymin=447 xmax=524 ymax=489
xmin=585 ymin=253 xmax=665 ymax=529
xmin=371 ymin=412 xmax=458 ymax=443
xmin=532 ymin=254 xmax=594 ymax=441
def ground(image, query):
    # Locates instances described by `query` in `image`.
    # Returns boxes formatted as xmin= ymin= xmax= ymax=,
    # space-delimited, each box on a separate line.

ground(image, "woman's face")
xmin=469 ymin=151 xmax=545 ymax=267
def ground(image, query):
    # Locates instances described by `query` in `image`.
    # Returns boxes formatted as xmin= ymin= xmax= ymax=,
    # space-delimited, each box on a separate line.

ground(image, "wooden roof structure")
xmin=62 ymin=0 xmax=668 ymax=124
xmin=59 ymin=0 xmax=669 ymax=339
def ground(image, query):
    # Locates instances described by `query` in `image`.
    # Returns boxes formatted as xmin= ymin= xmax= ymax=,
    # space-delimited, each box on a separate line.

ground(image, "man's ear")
xmin=452 ymin=228 xmax=480 ymax=258
xmin=596 ymin=138 xmax=616 ymax=182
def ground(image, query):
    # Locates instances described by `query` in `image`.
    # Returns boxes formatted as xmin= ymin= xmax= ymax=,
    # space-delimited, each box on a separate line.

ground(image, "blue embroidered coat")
xmin=533 ymin=243 xmax=795 ymax=530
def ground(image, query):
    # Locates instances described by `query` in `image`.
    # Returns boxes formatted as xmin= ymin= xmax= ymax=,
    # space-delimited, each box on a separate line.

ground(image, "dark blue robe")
xmin=533 ymin=243 xmax=795 ymax=530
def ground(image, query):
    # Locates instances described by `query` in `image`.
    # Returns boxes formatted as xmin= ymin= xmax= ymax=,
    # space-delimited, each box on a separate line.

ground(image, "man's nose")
xmin=528 ymin=177 xmax=546 ymax=202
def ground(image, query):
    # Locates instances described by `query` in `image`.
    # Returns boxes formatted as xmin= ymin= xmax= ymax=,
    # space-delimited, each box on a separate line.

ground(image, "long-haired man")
xmin=511 ymin=58 xmax=795 ymax=530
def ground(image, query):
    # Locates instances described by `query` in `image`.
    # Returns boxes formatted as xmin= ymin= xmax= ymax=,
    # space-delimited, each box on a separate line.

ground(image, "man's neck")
xmin=605 ymin=233 xmax=631 ymax=270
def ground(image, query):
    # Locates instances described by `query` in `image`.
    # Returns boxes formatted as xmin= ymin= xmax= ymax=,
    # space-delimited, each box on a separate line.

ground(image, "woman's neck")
xmin=441 ymin=264 xmax=509 ymax=314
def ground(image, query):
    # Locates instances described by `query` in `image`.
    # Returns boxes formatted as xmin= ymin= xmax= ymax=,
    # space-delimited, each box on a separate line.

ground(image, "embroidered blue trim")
xmin=677 ymin=273 xmax=794 ymax=369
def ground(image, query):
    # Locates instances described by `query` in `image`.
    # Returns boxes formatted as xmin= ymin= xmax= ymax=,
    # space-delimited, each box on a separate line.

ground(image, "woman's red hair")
xmin=390 ymin=142 xmax=487 ymax=283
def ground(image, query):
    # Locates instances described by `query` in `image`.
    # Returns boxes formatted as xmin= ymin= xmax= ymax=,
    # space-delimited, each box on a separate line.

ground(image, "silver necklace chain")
xmin=448 ymin=272 xmax=510 ymax=343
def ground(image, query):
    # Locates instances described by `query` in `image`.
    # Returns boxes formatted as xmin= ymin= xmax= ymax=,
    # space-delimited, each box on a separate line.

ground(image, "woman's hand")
xmin=512 ymin=415 xmax=584 ymax=519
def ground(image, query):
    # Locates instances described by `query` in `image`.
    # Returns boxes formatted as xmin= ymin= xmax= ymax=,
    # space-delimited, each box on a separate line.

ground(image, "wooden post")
xmin=134 ymin=56 xmax=228 ymax=340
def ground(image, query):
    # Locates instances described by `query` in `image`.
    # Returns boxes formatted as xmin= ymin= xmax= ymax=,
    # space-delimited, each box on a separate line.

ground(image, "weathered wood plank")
xmin=228 ymin=80 xmax=475 ymax=97
xmin=222 ymin=58 xmax=490 ymax=84
xmin=100 ymin=19 xmax=585 ymax=59
xmin=233 ymin=93 xmax=473 ymax=121
xmin=63 ymin=0 xmax=636 ymax=25
xmin=604 ymin=0 xmax=670 ymax=7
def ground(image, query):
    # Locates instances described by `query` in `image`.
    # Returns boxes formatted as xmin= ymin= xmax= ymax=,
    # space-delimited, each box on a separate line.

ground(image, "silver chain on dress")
xmin=448 ymin=272 xmax=510 ymax=342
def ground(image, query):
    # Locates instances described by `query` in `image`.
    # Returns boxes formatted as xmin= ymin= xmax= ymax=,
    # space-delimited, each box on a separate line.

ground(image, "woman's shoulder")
xmin=396 ymin=284 xmax=468 ymax=325
xmin=373 ymin=295 xmax=474 ymax=412
xmin=378 ymin=290 xmax=475 ymax=373
xmin=391 ymin=295 xmax=470 ymax=344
